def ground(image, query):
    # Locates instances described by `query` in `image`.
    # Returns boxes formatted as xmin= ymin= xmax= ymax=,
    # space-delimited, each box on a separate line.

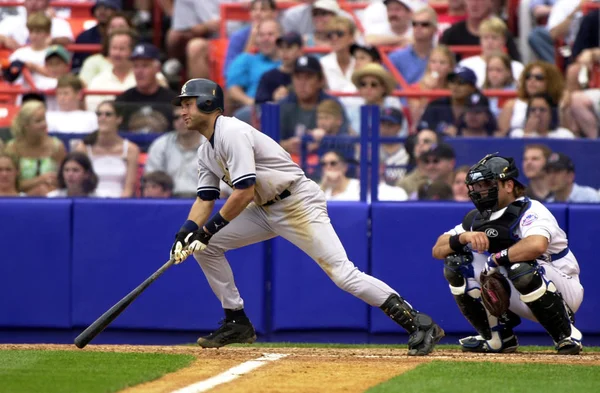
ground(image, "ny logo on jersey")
xmin=221 ymin=175 xmax=233 ymax=188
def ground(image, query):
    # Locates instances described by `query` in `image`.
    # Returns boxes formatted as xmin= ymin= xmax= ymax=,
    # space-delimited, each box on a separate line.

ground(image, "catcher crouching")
xmin=432 ymin=153 xmax=584 ymax=355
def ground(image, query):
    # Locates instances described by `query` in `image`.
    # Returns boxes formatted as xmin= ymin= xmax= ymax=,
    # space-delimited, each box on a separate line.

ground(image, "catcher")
xmin=432 ymin=153 xmax=584 ymax=354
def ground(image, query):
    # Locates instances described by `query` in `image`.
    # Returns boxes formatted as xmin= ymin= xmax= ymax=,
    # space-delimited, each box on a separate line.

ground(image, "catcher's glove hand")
xmin=480 ymin=271 xmax=511 ymax=317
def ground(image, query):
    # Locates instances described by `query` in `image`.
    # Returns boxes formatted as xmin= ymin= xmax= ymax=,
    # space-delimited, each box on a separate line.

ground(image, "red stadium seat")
xmin=0 ymin=104 xmax=19 ymax=128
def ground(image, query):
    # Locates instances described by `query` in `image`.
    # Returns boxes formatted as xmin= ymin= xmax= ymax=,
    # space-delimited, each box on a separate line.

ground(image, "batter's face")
xmin=179 ymin=97 xmax=204 ymax=131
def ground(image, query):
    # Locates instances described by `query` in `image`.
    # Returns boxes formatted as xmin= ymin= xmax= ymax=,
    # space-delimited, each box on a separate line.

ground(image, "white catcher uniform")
xmin=445 ymin=197 xmax=584 ymax=321
xmin=193 ymin=115 xmax=398 ymax=309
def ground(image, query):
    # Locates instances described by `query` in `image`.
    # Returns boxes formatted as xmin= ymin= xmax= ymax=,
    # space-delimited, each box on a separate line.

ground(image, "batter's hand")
xmin=186 ymin=230 xmax=212 ymax=254
xmin=460 ymin=231 xmax=489 ymax=253
xmin=171 ymin=231 xmax=192 ymax=264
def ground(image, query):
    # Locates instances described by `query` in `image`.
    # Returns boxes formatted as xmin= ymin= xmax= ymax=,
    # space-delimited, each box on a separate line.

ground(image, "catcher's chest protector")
xmin=464 ymin=200 xmax=531 ymax=253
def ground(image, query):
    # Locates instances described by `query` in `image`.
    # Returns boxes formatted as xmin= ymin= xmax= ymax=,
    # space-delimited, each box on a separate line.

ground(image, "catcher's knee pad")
xmin=443 ymin=253 xmax=474 ymax=287
xmin=506 ymin=261 xmax=541 ymax=296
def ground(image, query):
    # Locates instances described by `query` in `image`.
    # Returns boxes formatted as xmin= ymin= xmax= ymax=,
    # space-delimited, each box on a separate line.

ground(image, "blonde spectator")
xmin=74 ymin=101 xmax=140 ymax=198
xmin=459 ymin=17 xmax=524 ymax=89
xmin=4 ymin=100 xmax=66 ymax=196
xmin=308 ymin=99 xmax=355 ymax=160
xmin=319 ymin=16 xmax=357 ymax=93
xmin=47 ymin=152 xmax=104 ymax=197
xmin=407 ymin=45 xmax=455 ymax=132
xmin=0 ymin=151 xmax=24 ymax=197
xmin=46 ymin=74 xmax=98 ymax=134
xmin=482 ymin=52 xmax=517 ymax=118
xmin=498 ymin=61 xmax=565 ymax=136
xmin=451 ymin=165 xmax=470 ymax=201
xmin=509 ymin=94 xmax=575 ymax=139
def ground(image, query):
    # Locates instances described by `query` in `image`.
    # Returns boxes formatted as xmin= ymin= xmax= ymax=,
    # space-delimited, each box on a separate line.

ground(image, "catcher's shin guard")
xmin=508 ymin=262 xmax=581 ymax=353
xmin=380 ymin=294 xmax=444 ymax=356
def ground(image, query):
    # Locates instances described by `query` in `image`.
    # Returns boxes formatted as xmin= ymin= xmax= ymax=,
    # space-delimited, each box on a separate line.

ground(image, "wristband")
xmin=204 ymin=212 xmax=230 ymax=235
xmin=494 ymin=249 xmax=510 ymax=266
xmin=180 ymin=219 xmax=199 ymax=233
xmin=449 ymin=234 xmax=464 ymax=253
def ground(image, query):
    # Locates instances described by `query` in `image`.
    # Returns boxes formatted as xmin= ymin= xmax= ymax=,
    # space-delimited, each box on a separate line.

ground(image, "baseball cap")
xmin=545 ymin=152 xmax=575 ymax=172
xmin=130 ymin=43 xmax=161 ymax=61
xmin=2 ymin=60 xmax=24 ymax=83
xmin=350 ymin=43 xmax=381 ymax=63
xmin=380 ymin=107 xmax=404 ymax=124
xmin=92 ymin=0 xmax=122 ymax=14
xmin=464 ymin=92 xmax=490 ymax=111
xmin=45 ymin=45 xmax=71 ymax=63
xmin=448 ymin=66 xmax=477 ymax=86
xmin=276 ymin=31 xmax=303 ymax=47
xmin=422 ymin=143 xmax=456 ymax=160
xmin=383 ymin=0 xmax=418 ymax=11
xmin=313 ymin=0 xmax=341 ymax=14
xmin=293 ymin=55 xmax=322 ymax=75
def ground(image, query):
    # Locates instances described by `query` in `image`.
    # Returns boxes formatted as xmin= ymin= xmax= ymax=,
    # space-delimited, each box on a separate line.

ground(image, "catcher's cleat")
xmin=197 ymin=318 xmax=257 ymax=348
xmin=460 ymin=329 xmax=519 ymax=353
xmin=407 ymin=315 xmax=446 ymax=356
xmin=555 ymin=325 xmax=583 ymax=355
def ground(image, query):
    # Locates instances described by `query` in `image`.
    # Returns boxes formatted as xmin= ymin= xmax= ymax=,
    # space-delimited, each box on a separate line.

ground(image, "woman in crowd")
xmin=407 ymin=45 xmax=455 ymax=133
xmin=451 ymin=165 xmax=470 ymax=202
xmin=74 ymin=101 xmax=140 ymax=198
xmin=0 ymin=152 xmax=25 ymax=197
xmin=509 ymin=93 xmax=576 ymax=139
xmin=482 ymin=51 xmax=517 ymax=117
xmin=498 ymin=61 xmax=565 ymax=136
xmin=4 ymin=100 xmax=66 ymax=196
xmin=47 ymin=152 xmax=104 ymax=197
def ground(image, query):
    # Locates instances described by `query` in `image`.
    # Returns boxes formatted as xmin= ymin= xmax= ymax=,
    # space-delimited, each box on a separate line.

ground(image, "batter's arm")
xmin=215 ymin=184 xmax=255 ymax=223
xmin=188 ymin=197 xmax=216 ymax=227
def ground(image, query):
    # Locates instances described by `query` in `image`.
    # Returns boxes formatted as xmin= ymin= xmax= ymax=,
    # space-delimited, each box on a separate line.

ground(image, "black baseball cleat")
xmin=460 ymin=329 xmax=519 ymax=353
xmin=407 ymin=315 xmax=445 ymax=356
xmin=197 ymin=318 xmax=257 ymax=348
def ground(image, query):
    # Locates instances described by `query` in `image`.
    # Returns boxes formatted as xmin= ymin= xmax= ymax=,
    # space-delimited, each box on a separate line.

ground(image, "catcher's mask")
xmin=466 ymin=153 xmax=523 ymax=215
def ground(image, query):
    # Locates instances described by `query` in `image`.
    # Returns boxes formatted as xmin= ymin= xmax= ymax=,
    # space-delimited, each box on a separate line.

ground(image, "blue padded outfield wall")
xmin=0 ymin=199 xmax=598 ymax=345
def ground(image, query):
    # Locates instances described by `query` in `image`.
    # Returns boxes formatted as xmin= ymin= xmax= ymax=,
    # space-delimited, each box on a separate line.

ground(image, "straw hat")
xmin=351 ymin=63 xmax=397 ymax=95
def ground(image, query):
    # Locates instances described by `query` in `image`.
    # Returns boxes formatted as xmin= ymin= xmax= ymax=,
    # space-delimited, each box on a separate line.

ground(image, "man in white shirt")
xmin=364 ymin=0 xmax=420 ymax=47
xmin=0 ymin=0 xmax=73 ymax=49
xmin=46 ymin=74 xmax=98 ymax=134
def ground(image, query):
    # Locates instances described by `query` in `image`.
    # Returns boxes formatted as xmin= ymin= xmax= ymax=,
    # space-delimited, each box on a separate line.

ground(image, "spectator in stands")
xmin=447 ymin=92 xmax=497 ymax=137
xmin=0 ymin=0 xmax=73 ymax=50
xmin=165 ymin=0 xmax=219 ymax=80
xmin=307 ymin=99 xmax=355 ymax=161
xmin=255 ymin=31 xmax=304 ymax=105
xmin=46 ymin=74 xmax=98 ymax=134
xmin=364 ymin=0 xmax=415 ymax=47
xmin=436 ymin=0 xmax=467 ymax=37
xmin=281 ymin=0 xmax=350 ymax=46
xmin=379 ymin=107 xmax=410 ymax=185
xmin=71 ymin=0 xmax=122 ymax=73
xmin=79 ymin=13 xmax=133 ymax=85
xmin=224 ymin=0 xmax=277 ymax=75
xmin=47 ymin=152 xmax=104 ymax=197
xmin=349 ymin=62 xmax=404 ymax=134
xmin=144 ymin=106 xmax=201 ymax=198
xmin=226 ymin=19 xmax=282 ymax=124
xmin=510 ymin=93 xmax=575 ymax=139
xmin=418 ymin=180 xmax=453 ymax=200
xmin=407 ymin=45 xmax=456 ymax=133
xmin=440 ymin=0 xmax=521 ymax=61
xmin=458 ymin=16 xmax=524 ymax=89
xmin=420 ymin=142 xmax=456 ymax=187
xmin=418 ymin=66 xmax=478 ymax=136
xmin=4 ymin=100 xmax=66 ymax=196
xmin=278 ymin=55 xmax=347 ymax=155
xmin=141 ymin=170 xmax=174 ymax=198
xmin=115 ymin=43 xmax=176 ymax=132
xmin=522 ymin=143 xmax=552 ymax=201
xmin=526 ymin=0 xmax=557 ymax=63
xmin=451 ymin=165 xmax=470 ymax=201
xmin=388 ymin=6 xmax=438 ymax=85
xmin=74 ymin=100 xmax=140 ymax=198
xmin=498 ymin=61 xmax=565 ymax=136
xmin=545 ymin=152 xmax=600 ymax=203
xmin=319 ymin=16 xmax=357 ymax=93
xmin=482 ymin=51 xmax=516 ymax=117
xmin=350 ymin=43 xmax=382 ymax=70
xmin=0 ymin=151 xmax=24 ymax=197
xmin=397 ymin=128 xmax=439 ymax=194
xmin=564 ymin=9 xmax=600 ymax=92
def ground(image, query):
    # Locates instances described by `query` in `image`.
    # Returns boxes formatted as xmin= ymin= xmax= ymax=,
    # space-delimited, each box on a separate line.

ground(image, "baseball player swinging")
xmin=432 ymin=153 xmax=584 ymax=354
xmin=169 ymin=78 xmax=445 ymax=355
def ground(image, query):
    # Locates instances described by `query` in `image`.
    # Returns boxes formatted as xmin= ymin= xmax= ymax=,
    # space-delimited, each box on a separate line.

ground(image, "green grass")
xmin=0 ymin=350 xmax=194 ymax=393
xmin=368 ymin=361 xmax=600 ymax=393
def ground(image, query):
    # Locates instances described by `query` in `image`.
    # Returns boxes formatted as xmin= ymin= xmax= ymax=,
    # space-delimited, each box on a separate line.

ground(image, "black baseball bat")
xmin=74 ymin=257 xmax=177 ymax=349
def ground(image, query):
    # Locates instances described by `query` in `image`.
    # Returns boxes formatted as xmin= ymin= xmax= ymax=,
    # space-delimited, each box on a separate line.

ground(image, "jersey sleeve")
xmin=197 ymin=159 xmax=220 ymax=200
xmin=223 ymin=127 xmax=256 ymax=189
xmin=518 ymin=203 xmax=555 ymax=241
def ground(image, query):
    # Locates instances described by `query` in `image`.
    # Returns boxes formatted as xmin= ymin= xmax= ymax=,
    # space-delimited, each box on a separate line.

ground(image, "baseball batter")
xmin=432 ymin=153 xmax=584 ymax=354
xmin=169 ymin=78 xmax=444 ymax=355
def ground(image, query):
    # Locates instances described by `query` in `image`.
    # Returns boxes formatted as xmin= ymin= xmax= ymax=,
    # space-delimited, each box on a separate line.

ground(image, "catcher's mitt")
xmin=480 ymin=272 xmax=511 ymax=317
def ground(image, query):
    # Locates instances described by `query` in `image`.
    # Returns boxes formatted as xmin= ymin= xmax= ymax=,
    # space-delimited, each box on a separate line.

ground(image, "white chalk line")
xmin=170 ymin=353 xmax=289 ymax=393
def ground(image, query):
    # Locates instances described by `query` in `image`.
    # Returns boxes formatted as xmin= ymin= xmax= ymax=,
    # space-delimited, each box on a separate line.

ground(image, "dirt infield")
xmin=2 ymin=344 xmax=600 ymax=393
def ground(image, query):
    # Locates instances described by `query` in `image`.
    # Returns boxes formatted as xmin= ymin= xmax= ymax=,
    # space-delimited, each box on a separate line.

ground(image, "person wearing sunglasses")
xmin=364 ymin=0 xmax=414 ymax=47
xmin=498 ymin=61 xmax=565 ymax=136
xmin=319 ymin=16 xmax=358 ymax=95
xmin=74 ymin=100 xmax=140 ymax=198
xmin=509 ymin=93 xmax=575 ymax=139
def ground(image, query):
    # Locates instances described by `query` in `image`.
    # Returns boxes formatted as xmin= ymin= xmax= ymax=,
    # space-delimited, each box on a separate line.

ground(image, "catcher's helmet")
xmin=465 ymin=153 xmax=523 ymax=214
xmin=173 ymin=78 xmax=224 ymax=113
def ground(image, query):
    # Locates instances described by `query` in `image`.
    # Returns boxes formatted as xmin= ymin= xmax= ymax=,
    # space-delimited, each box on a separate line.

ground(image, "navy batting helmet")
xmin=466 ymin=153 xmax=524 ymax=214
xmin=173 ymin=78 xmax=224 ymax=113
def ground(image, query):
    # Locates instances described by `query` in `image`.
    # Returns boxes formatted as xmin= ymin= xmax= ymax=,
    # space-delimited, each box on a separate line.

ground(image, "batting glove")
xmin=483 ymin=255 xmax=499 ymax=276
xmin=171 ymin=231 xmax=192 ymax=264
xmin=186 ymin=230 xmax=212 ymax=254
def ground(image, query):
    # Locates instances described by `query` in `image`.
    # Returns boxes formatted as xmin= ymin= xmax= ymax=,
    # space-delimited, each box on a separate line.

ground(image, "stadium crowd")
xmin=0 ymin=0 xmax=599 ymax=203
